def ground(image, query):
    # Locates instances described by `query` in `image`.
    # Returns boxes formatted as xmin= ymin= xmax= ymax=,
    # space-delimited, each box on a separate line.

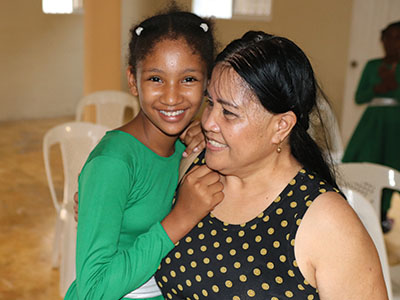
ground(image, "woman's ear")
xmin=272 ymin=111 xmax=297 ymax=144
xmin=126 ymin=67 xmax=138 ymax=96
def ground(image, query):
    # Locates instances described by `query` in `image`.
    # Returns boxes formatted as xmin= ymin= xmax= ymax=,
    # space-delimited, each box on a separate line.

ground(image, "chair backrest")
xmin=344 ymin=188 xmax=393 ymax=299
xmin=308 ymin=97 xmax=344 ymax=164
xmin=336 ymin=162 xmax=400 ymax=218
xmin=43 ymin=122 xmax=109 ymax=213
xmin=75 ymin=90 xmax=140 ymax=128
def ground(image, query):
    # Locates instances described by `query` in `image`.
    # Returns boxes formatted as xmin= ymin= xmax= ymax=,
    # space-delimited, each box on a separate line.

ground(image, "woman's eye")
xmin=223 ymin=109 xmax=237 ymax=118
xmin=205 ymin=98 xmax=214 ymax=106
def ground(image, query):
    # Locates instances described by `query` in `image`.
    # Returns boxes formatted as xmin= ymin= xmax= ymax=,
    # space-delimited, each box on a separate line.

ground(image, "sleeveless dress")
xmin=155 ymin=150 xmax=341 ymax=300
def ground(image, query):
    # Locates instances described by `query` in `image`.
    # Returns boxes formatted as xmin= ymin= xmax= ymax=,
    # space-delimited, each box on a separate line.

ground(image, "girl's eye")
xmin=149 ymin=76 xmax=162 ymax=82
xmin=183 ymin=76 xmax=197 ymax=83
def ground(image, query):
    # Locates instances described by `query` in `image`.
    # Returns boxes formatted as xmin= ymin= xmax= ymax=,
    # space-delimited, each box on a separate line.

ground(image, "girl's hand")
xmin=161 ymin=165 xmax=224 ymax=243
xmin=180 ymin=120 xmax=205 ymax=157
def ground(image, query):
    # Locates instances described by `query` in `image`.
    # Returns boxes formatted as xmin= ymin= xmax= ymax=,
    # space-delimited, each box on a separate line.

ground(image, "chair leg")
xmin=52 ymin=216 xmax=62 ymax=268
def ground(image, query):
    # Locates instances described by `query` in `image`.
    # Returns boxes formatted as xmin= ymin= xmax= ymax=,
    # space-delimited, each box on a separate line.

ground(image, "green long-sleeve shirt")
xmin=355 ymin=58 xmax=400 ymax=104
xmin=64 ymin=130 xmax=185 ymax=300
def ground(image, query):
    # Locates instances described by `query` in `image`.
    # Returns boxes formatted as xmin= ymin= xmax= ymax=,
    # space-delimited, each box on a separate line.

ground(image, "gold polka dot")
xmin=194 ymin=157 xmax=199 ymax=163
xmin=198 ymin=233 xmax=205 ymax=240
xmin=298 ymin=284 xmax=305 ymax=290
xmin=223 ymin=222 xmax=229 ymax=226
xmin=276 ymin=208 xmax=283 ymax=215
xmin=238 ymin=230 xmax=245 ymax=237
xmin=193 ymin=293 xmax=199 ymax=300
xmin=300 ymin=185 xmax=308 ymax=191
xmin=319 ymin=188 xmax=327 ymax=193
xmin=212 ymin=285 xmax=219 ymax=293
xmin=306 ymin=200 xmax=312 ymax=207
xmin=195 ymin=275 xmax=202 ymax=282
xmin=175 ymin=252 xmax=181 ymax=259
xmin=304 ymin=279 xmax=310 ymax=285
xmin=251 ymin=224 xmax=257 ymax=230
xmin=226 ymin=236 xmax=233 ymax=243
xmin=287 ymin=190 xmax=294 ymax=196
xmin=191 ymin=261 xmax=197 ymax=268
xmin=286 ymin=233 xmax=291 ymax=240
xmin=186 ymin=279 xmax=192 ymax=286
xmin=273 ymin=241 xmax=280 ymax=248
xmin=225 ymin=280 xmax=233 ymax=288
xmin=263 ymin=215 xmax=270 ymax=222
xmin=165 ymin=257 xmax=171 ymax=264
xmin=242 ymin=242 xmax=249 ymax=250
xmin=216 ymin=254 xmax=223 ymax=260
xmin=247 ymin=255 xmax=254 ymax=262
xmin=290 ymin=239 xmax=295 ymax=246
xmin=290 ymin=179 xmax=296 ymax=185
xmin=202 ymin=289 xmax=208 ymax=297
xmin=197 ymin=222 xmax=204 ymax=228
xmin=234 ymin=262 xmax=241 ymax=269
xmin=293 ymin=260 xmax=298 ymax=267
xmin=253 ymin=268 xmax=261 ymax=276
xmin=207 ymin=270 xmax=214 ymax=278
xmin=162 ymin=276 xmax=168 ymax=283
xmin=281 ymin=220 xmax=288 ymax=227
xmin=308 ymin=174 xmax=314 ymax=179
xmin=187 ymin=248 xmax=194 ymax=255
xmin=170 ymin=270 xmax=176 ymax=277
xmin=288 ymin=269 xmax=295 ymax=277
xmin=255 ymin=235 xmax=262 ymax=242
xmin=290 ymin=201 xmax=297 ymax=208
xmin=185 ymin=236 xmax=192 ymax=243
xmin=261 ymin=283 xmax=270 ymax=290
xmin=203 ymin=257 xmax=210 ymax=264
xmin=201 ymin=158 xmax=205 ymax=164
xmin=274 ymin=196 xmax=281 ymax=203
xmin=230 ymin=249 xmax=237 ymax=256
xmin=239 ymin=274 xmax=247 ymax=282
xmin=200 ymin=245 xmax=207 ymax=252
xmin=213 ymin=241 xmax=220 ymax=248
xmin=300 ymin=169 xmax=306 ymax=173
xmin=304 ymin=195 xmax=310 ymax=200
xmin=275 ymin=276 xmax=283 ymax=284
xmin=319 ymin=181 xmax=325 ymax=185
xmin=285 ymin=290 xmax=294 ymax=297
xmin=240 ymin=223 xmax=246 ymax=227
xmin=157 ymin=281 xmax=163 ymax=288
xmin=220 ymin=266 xmax=227 ymax=273
xmin=260 ymin=248 xmax=267 ymax=255
xmin=257 ymin=212 xmax=264 ymax=218
xmin=267 ymin=262 xmax=275 ymax=269
xmin=268 ymin=227 xmax=275 ymax=235
xmin=177 ymin=284 xmax=183 ymax=291
xmin=247 ymin=289 xmax=255 ymax=297
xmin=172 ymin=288 xmax=177 ymax=294
xmin=211 ymin=229 xmax=217 ymax=236
xmin=175 ymin=241 xmax=180 ymax=246
xmin=233 ymin=296 xmax=240 ymax=300
xmin=167 ymin=293 xmax=172 ymax=299
xmin=180 ymin=265 xmax=186 ymax=273
xmin=296 ymin=218 xmax=302 ymax=226
xmin=279 ymin=255 xmax=287 ymax=262
xmin=308 ymin=295 xmax=314 ymax=300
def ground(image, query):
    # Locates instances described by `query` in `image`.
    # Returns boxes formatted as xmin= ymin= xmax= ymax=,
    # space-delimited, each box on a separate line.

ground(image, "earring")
xmin=276 ymin=141 xmax=282 ymax=153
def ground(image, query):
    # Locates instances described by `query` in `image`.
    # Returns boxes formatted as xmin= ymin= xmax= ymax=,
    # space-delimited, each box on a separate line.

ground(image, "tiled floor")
xmin=0 ymin=116 xmax=399 ymax=299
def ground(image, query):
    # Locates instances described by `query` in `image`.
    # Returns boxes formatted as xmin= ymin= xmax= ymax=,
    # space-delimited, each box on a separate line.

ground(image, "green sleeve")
xmin=75 ymin=156 xmax=174 ymax=300
xmin=355 ymin=61 xmax=376 ymax=104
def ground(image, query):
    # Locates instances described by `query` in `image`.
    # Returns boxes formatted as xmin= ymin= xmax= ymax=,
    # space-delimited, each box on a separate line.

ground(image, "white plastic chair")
xmin=43 ymin=122 xmax=109 ymax=296
xmin=344 ymin=188 xmax=393 ymax=299
xmin=76 ymin=90 xmax=140 ymax=128
xmin=336 ymin=162 xmax=400 ymax=219
xmin=308 ymin=97 xmax=344 ymax=164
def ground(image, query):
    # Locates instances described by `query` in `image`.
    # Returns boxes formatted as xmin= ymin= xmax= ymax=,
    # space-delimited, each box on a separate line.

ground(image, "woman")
xmin=156 ymin=31 xmax=388 ymax=300
xmin=343 ymin=21 xmax=400 ymax=232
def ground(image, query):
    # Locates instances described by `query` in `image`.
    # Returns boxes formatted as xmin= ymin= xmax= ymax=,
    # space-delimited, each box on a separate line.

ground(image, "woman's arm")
xmin=295 ymin=192 xmax=388 ymax=300
xmin=355 ymin=61 xmax=377 ymax=104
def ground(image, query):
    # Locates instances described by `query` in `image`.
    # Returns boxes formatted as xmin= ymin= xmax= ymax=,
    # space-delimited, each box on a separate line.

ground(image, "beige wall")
xmin=0 ymin=0 xmax=84 ymax=121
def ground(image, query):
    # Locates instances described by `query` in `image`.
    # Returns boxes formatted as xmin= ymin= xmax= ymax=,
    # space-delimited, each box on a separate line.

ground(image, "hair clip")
xmin=200 ymin=23 xmax=208 ymax=32
xmin=135 ymin=27 xmax=144 ymax=36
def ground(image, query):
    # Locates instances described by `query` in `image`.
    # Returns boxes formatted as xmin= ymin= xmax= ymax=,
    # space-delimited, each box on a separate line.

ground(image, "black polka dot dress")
xmin=155 ymin=150 xmax=341 ymax=300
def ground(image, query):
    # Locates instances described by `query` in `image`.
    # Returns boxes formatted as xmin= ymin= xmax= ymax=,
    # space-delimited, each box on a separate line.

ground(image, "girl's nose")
xmin=161 ymin=83 xmax=183 ymax=106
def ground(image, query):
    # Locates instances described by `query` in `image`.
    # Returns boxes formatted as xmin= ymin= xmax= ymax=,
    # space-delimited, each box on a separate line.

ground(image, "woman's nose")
xmin=201 ymin=106 xmax=220 ymax=133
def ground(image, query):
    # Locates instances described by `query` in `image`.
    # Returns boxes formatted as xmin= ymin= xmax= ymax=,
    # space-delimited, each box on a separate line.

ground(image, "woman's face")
xmin=201 ymin=64 xmax=277 ymax=176
xmin=382 ymin=26 xmax=400 ymax=59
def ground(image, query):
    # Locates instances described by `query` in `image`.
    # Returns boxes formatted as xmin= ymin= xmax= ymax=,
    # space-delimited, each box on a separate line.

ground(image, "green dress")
xmin=342 ymin=58 xmax=400 ymax=215
xmin=64 ymin=130 xmax=185 ymax=300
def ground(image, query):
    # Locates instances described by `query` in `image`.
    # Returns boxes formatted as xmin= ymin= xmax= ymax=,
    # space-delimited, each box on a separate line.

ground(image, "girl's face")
xmin=202 ymin=64 xmax=278 ymax=176
xmin=129 ymin=38 xmax=207 ymax=137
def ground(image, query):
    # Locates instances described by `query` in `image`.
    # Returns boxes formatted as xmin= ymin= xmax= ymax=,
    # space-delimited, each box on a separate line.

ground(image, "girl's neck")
xmin=119 ymin=113 xmax=178 ymax=157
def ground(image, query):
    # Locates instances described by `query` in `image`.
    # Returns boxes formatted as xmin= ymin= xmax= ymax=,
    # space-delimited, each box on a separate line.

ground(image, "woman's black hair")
xmin=381 ymin=21 xmax=400 ymax=39
xmin=215 ymin=31 xmax=337 ymax=186
xmin=128 ymin=4 xmax=216 ymax=78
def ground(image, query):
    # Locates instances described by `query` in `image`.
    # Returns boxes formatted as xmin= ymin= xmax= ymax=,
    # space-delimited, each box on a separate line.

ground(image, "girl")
xmin=64 ymin=8 xmax=223 ymax=300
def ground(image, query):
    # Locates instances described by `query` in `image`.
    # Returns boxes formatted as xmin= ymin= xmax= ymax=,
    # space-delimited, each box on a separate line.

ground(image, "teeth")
xmin=208 ymin=139 xmax=226 ymax=148
xmin=160 ymin=110 xmax=184 ymax=117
